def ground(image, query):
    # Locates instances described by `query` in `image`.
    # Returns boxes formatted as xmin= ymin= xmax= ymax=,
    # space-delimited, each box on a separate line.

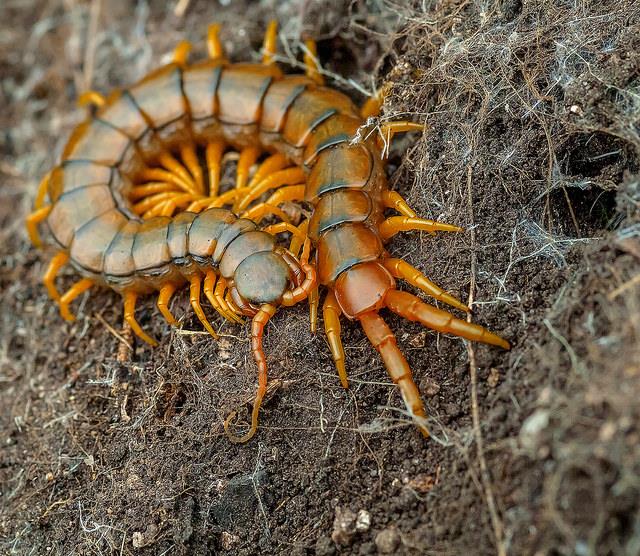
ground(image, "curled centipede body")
xmin=27 ymin=21 xmax=509 ymax=442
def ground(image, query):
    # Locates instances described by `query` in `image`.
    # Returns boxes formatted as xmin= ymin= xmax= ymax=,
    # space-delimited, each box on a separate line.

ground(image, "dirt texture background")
xmin=1 ymin=1 xmax=639 ymax=555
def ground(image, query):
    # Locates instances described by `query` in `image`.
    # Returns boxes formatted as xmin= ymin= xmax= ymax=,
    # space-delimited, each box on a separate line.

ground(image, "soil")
xmin=1 ymin=1 xmax=639 ymax=555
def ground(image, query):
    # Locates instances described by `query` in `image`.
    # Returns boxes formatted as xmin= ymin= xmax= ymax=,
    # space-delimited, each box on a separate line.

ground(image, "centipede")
xmin=26 ymin=21 xmax=509 ymax=443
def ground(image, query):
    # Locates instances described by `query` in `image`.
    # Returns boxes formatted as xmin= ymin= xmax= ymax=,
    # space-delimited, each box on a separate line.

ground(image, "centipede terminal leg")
xmin=323 ymin=290 xmax=348 ymax=387
xmin=379 ymin=216 xmax=463 ymax=241
xmin=383 ymin=258 xmax=470 ymax=313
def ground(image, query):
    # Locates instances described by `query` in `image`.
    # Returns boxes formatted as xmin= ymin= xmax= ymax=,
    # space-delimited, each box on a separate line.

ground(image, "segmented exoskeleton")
xmin=26 ymin=21 xmax=509 ymax=441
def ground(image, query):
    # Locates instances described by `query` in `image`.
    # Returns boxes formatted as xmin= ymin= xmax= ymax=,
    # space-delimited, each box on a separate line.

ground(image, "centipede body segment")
xmin=26 ymin=21 xmax=509 ymax=442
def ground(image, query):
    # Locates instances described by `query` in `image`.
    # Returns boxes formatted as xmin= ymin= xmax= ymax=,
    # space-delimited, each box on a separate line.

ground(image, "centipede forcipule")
xmin=26 ymin=21 xmax=509 ymax=442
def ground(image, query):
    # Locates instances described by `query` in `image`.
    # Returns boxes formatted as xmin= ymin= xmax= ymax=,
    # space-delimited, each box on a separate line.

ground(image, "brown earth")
xmin=1 ymin=1 xmax=639 ymax=555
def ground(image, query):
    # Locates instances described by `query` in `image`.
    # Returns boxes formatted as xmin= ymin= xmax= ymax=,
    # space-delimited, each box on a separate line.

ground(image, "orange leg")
xmin=43 ymin=251 xmax=69 ymax=302
xmin=207 ymin=23 xmax=224 ymax=59
xmin=123 ymin=291 xmax=158 ymax=346
xmin=383 ymin=258 xmax=470 ymax=313
xmin=157 ymin=282 xmax=179 ymax=326
xmin=138 ymin=168 xmax=195 ymax=194
xmin=129 ymin=182 xmax=178 ymax=201
xmin=173 ymin=40 xmax=191 ymax=64
xmin=262 ymin=221 xmax=307 ymax=244
xmin=180 ymin=143 xmax=204 ymax=194
xmin=262 ymin=20 xmax=278 ymax=65
xmin=247 ymin=153 xmax=289 ymax=188
xmin=323 ymin=290 xmax=347 ymax=388
xmin=59 ymin=278 xmax=94 ymax=322
xmin=77 ymin=90 xmax=106 ymax=109
xmin=206 ymin=140 xmax=225 ymax=198
xmin=34 ymin=172 xmax=51 ymax=210
xmin=204 ymin=270 xmax=242 ymax=323
xmin=25 ymin=205 xmax=51 ymax=248
xmin=358 ymin=311 xmax=429 ymax=436
xmin=377 ymin=121 xmax=425 ymax=153
xmin=385 ymin=290 xmax=510 ymax=349
xmin=189 ymin=274 xmax=218 ymax=339
xmin=236 ymin=168 xmax=305 ymax=212
xmin=379 ymin=215 xmax=462 ymax=241
xmin=235 ymin=146 xmax=261 ymax=189
xmin=289 ymin=218 xmax=309 ymax=259
xmin=303 ymin=39 xmax=324 ymax=85
xmin=241 ymin=184 xmax=305 ymax=222
xmin=224 ymin=303 xmax=277 ymax=443
xmin=360 ymin=82 xmax=391 ymax=119
xmin=281 ymin=239 xmax=316 ymax=307
xmin=215 ymin=276 xmax=243 ymax=323
xmin=158 ymin=152 xmax=197 ymax=195
xmin=242 ymin=203 xmax=291 ymax=224
xmin=381 ymin=190 xmax=417 ymax=218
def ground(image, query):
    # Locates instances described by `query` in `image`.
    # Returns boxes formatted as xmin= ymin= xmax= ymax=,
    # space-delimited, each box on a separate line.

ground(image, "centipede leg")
xmin=158 ymin=152 xmax=197 ymax=195
xmin=214 ymin=277 xmax=243 ymax=323
xmin=379 ymin=216 xmax=462 ymax=240
xmin=236 ymin=146 xmax=261 ymax=189
xmin=360 ymin=82 xmax=391 ymax=119
xmin=241 ymin=184 xmax=305 ymax=222
xmin=383 ymin=258 xmax=470 ymax=313
xmin=25 ymin=205 xmax=52 ymax=248
xmin=34 ymin=172 xmax=51 ymax=210
xmin=189 ymin=274 xmax=219 ymax=339
xmin=77 ymin=90 xmax=106 ymax=109
xmin=382 ymin=190 xmax=417 ymax=218
xmin=247 ymin=153 xmax=289 ymax=188
xmin=123 ymin=291 xmax=158 ymax=346
xmin=173 ymin=40 xmax=192 ymax=64
xmin=303 ymin=39 xmax=324 ymax=85
xmin=206 ymin=140 xmax=225 ymax=198
xmin=262 ymin=20 xmax=278 ymax=65
xmin=157 ymin=282 xmax=179 ymax=326
xmin=236 ymin=168 xmax=305 ymax=212
xmin=376 ymin=121 xmax=425 ymax=155
xmin=59 ymin=278 xmax=94 ymax=322
xmin=224 ymin=303 xmax=277 ymax=443
xmin=43 ymin=251 xmax=69 ymax=302
xmin=207 ymin=23 xmax=224 ymax=59
xmin=180 ymin=143 xmax=204 ymax=194
xmin=323 ymin=290 xmax=347 ymax=387
xmin=289 ymin=218 xmax=309 ymax=258
xmin=359 ymin=311 xmax=429 ymax=437
xmin=204 ymin=270 xmax=242 ymax=323
xmin=385 ymin=290 xmax=510 ymax=349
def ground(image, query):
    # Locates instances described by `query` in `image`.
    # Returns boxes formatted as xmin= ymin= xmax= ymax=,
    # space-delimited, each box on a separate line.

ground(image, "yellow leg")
xmin=25 ymin=205 xmax=51 ymax=248
xmin=138 ymin=168 xmax=195 ymax=194
xmin=377 ymin=121 xmax=425 ymax=152
xmin=360 ymin=82 xmax=391 ymax=119
xmin=309 ymin=286 xmax=319 ymax=334
xmin=206 ymin=140 xmax=225 ymax=198
xmin=247 ymin=153 xmax=289 ymax=188
xmin=203 ymin=270 xmax=238 ymax=323
xmin=263 ymin=222 xmax=307 ymax=244
xmin=123 ymin=291 xmax=158 ymax=346
xmin=379 ymin=216 xmax=462 ymax=241
xmin=133 ymin=191 xmax=180 ymax=216
xmin=236 ymin=168 xmax=305 ymax=212
xmin=303 ymin=39 xmax=324 ymax=85
xmin=129 ymin=182 xmax=178 ymax=201
xmin=34 ymin=172 xmax=51 ymax=210
xmin=207 ymin=23 xmax=224 ymax=59
xmin=189 ymin=274 xmax=219 ymax=339
xmin=289 ymin=218 xmax=309 ymax=258
xmin=216 ymin=276 xmax=243 ymax=323
xmin=242 ymin=203 xmax=291 ymax=224
xmin=158 ymin=152 xmax=197 ymax=194
xmin=236 ymin=147 xmax=261 ymax=189
xmin=382 ymin=190 xmax=417 ymax=218
xmin=157 ymin=283 xmax=179 ymax=326
xmin=43 ymin=251 xmax=69 ymax=302
xmin=323 ymin=290 xmax=347 ymax=387
xmin=77 ymin=90 xmax=106 ymax=109
xmin=59 ymin=278 xmax=94 ymax=322
xmin=180 ymin=144 xmax=204 ymax=194
xmin=262 ymin=20 xmax=278 ymax=65
xmin=173 ymin=40 xmax=191 ymax=64
xmin=383 ymin=258 xmax=470 ymax=313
